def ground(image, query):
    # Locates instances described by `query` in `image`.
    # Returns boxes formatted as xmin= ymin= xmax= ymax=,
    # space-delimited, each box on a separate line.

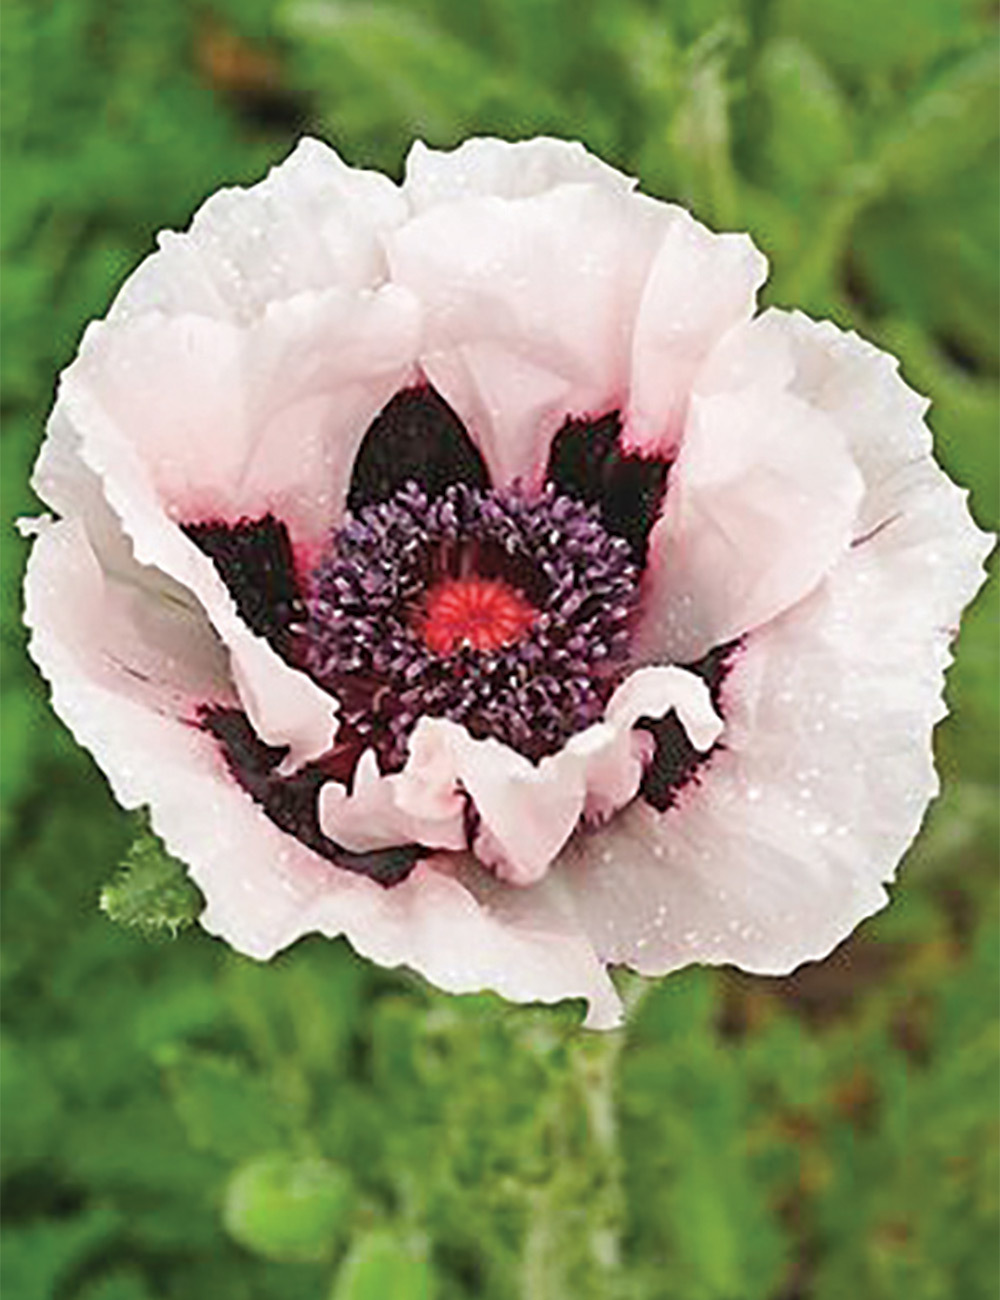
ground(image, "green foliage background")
xmin=2 ymin=1 xmax=997 ymax=1296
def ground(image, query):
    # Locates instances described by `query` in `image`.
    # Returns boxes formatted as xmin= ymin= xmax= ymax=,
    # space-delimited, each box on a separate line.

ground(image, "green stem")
xmin=519 ymin=974 xmax=653 ymax=1300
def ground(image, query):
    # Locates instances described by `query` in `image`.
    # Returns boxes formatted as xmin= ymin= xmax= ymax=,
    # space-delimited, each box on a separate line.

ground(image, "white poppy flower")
xmin=24 ymin=136 xmax=992 ymax=1028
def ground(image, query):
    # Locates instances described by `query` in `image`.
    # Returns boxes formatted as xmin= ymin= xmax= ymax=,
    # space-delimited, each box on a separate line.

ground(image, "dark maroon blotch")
xmin=639 ymin=639 xmax=741 ymax=812
xmin=545 ymin=411 xmax=670 ymax=567
xmin=200 ymin=707 xmax=421 ymax=887
xmin=639 ymin=711 xmax=705 ymax=811
xmin=347 ymin=385 xmax=490 ymax=513
xmin=183 ymin=514 xmax=304 ymax=658
xmin=687 ymin=639 xmax=740 ymax=712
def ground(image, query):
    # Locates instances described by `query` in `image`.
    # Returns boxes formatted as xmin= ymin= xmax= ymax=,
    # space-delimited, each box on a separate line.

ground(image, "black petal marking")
xmin=687 ymin=639 xmax=740 ymax=712
xmin=545 ymin=412 xmax=670 ymax=567
xmin=200 ymin=707 xmax=422 ymax=887
xmin=184 ymin=514 xmax=304 ymax=658
xmin=639 ymin=640 xmax=741 ymax=812
xmin=638 ymin=712 xmax=704 ymax=811
xmin=347 ymin=385 xmax=490 ymax=513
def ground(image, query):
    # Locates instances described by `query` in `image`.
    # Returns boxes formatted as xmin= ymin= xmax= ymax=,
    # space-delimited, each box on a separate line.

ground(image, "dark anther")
xmin=347 ymin=384 xmax=490 ymax=512
xmin=639 ymin=640 xmax=741 ymax=812
xmin=183 ymin=514 xmax=304 ymax=659
xmin=200 ymin=707 xmax=422 ymax=887
xmin=545 ymin=411 xmax=670 ymax=567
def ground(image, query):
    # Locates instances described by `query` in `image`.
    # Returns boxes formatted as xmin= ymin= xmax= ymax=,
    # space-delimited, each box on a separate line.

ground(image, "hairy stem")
xmin=519 ymin=974 xmax=652 ymax=1299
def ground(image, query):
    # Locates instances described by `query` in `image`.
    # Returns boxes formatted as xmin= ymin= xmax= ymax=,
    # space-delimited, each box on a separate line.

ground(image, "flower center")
xmin=420 ymin=576 xmax=537 ymax=655
xmin=301 ymin=481 xmax=640 ymax=769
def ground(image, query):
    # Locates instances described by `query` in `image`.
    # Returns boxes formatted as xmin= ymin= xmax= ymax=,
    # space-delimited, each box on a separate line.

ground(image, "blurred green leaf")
xmin=873 ymin=44 xmax=1000 ymax=195
xmin=665 ymin=23 xmax=744 ymax=224
xmin=623 ymin=975 xmax=788 ymax=1300
xmin=330 ymin=1230 xmax=434 ymax=1300
xmin=0 ymin=1210 xmax=120 ymax=1300
xmin=0 ymin=1034 xmax=62 ymax=1177
xmin=772 ymin=0 xmax=986 ymax=84
xmin=75 ymin=1272 xmax=156 ymax=1300
xmin=160 ymin=1050 xmax=298 ymax=1161
xmin=223 ymin=1154 xmax=356 ymax=1262
xmin=755 ymin=38 xmax=853 ymax=195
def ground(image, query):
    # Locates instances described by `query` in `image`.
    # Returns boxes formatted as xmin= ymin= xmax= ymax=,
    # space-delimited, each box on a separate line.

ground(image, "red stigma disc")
xmin=421 ymin=576 xmax=537 ymax=655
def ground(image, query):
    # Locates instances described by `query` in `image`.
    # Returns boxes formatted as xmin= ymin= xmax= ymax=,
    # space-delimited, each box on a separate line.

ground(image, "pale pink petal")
xmin=753 ymin=308 xmax=934 ymax=491
xmin=37 ymin=381 xmax=337 ymax=764
xmin=24 ymin=513 xmax=622 ymax=1028
xmin=737 ymin=309 xmax=992 ymax=627
xmin=558 ymin=347 xmax=992 ymax=978
xmin=64 ymin=284 xmax=420 ymax=554
xmin=58 ymin=139 xmax=421 ymax=756
xmin=39 ymin=409 xmax=337 ymax=766
xmin=447 ymin=726 xmax=590 ymax=885
xmin=605 ymin=665 xmax=723 ymax=750
xmin=318 ymin=745 xmax=468 ymax=854
xmin=692 ymin=312 xmax=797 ymax=400
xmin=25 ymin=516 xmax=233 ymax=721
xmin=635 ymin=383 xmax=865 ymax=664
xmin=112 ymin=138 xmax=407 ymax=324
xmin=626 ymin=212 xmax=768 ymax=454
xmin=23 ymin=513 xmax=374 ymax=958
xmin=470 ymin=665 xmax=720 ymax=881
xmin=43 ymin=284 xmax=420 ymax=763
xmin=387 ymin=184 xmax=673 ymax=485
xmin=588 ymin=666 xmax=724 ymax=820
xmin=301 ymin=855 xmax=624 ymax=1030
xmin=226 ymin=632 xmax=338 ymax=765
xmin=32 ymin=406 xmax=156 ymax=589
xmin=404 ymin=136 xmax=636 ymax=211
xmin=318 ymin=668 xmax=721 ymax=886
xmin=27 ymin=420 xmax=321 ymax=770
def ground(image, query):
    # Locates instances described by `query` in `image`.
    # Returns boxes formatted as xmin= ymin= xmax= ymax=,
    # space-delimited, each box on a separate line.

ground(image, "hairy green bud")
xmin=100 ymin=811 xmax=203 ymax=935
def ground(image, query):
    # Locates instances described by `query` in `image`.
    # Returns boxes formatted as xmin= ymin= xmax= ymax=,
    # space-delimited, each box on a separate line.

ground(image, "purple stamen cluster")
xmin=300 ymin=481 xmax=640 ymax=769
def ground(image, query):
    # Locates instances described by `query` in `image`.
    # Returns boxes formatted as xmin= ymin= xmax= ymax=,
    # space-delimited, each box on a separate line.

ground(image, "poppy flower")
xmin=23 ymin=137 xmax=992 ymax=1027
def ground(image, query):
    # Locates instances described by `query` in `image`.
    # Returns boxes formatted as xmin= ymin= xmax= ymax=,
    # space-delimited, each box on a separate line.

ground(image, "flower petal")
xmin=302 ymin=854 xmax=625 ymax=1030
xmin=319 ymin=667 xmax=722 ymax=886
xmin=42 ymin=285 xmax=420 ymax=763
xmin=558 ymin=347 xmax=992 ymax=977
xmin=464 ymin=667 xmax=720 ymax=884
xmin=387 ymin=183 xmax=673 ymax=485
xmin=25 ymin=516 xmax=234 ymax=723
xmin=735 ymin=308 xmax=993 ymax=624
xmin=404 ymin=135 xmax=636 ymax=210
xmin=25 ymin=511 xmax=622 ymax=1029
xmin=753 ymin=308 xmax=934 ymax=489
xmin=636 ymin=382 xmax=865 ymax=664
xmin=63 ymin=285 xmax=420 ymax=554
xmin=112 ymin=138 xmax=407 ymax=324
xmin=40 ymin=375 xmax=338 ymax=763
xmin=626 ymin=212 xmax=768 ymax=454
xmin=318 ymin=743 xmax=468 ymax=855
xmin=23 ymin=513 xmax=365 ymax=956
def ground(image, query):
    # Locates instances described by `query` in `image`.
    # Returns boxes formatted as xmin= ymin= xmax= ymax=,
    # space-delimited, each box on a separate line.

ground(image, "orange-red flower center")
xmin=421 ymin=576 xmax=537 ymax=655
